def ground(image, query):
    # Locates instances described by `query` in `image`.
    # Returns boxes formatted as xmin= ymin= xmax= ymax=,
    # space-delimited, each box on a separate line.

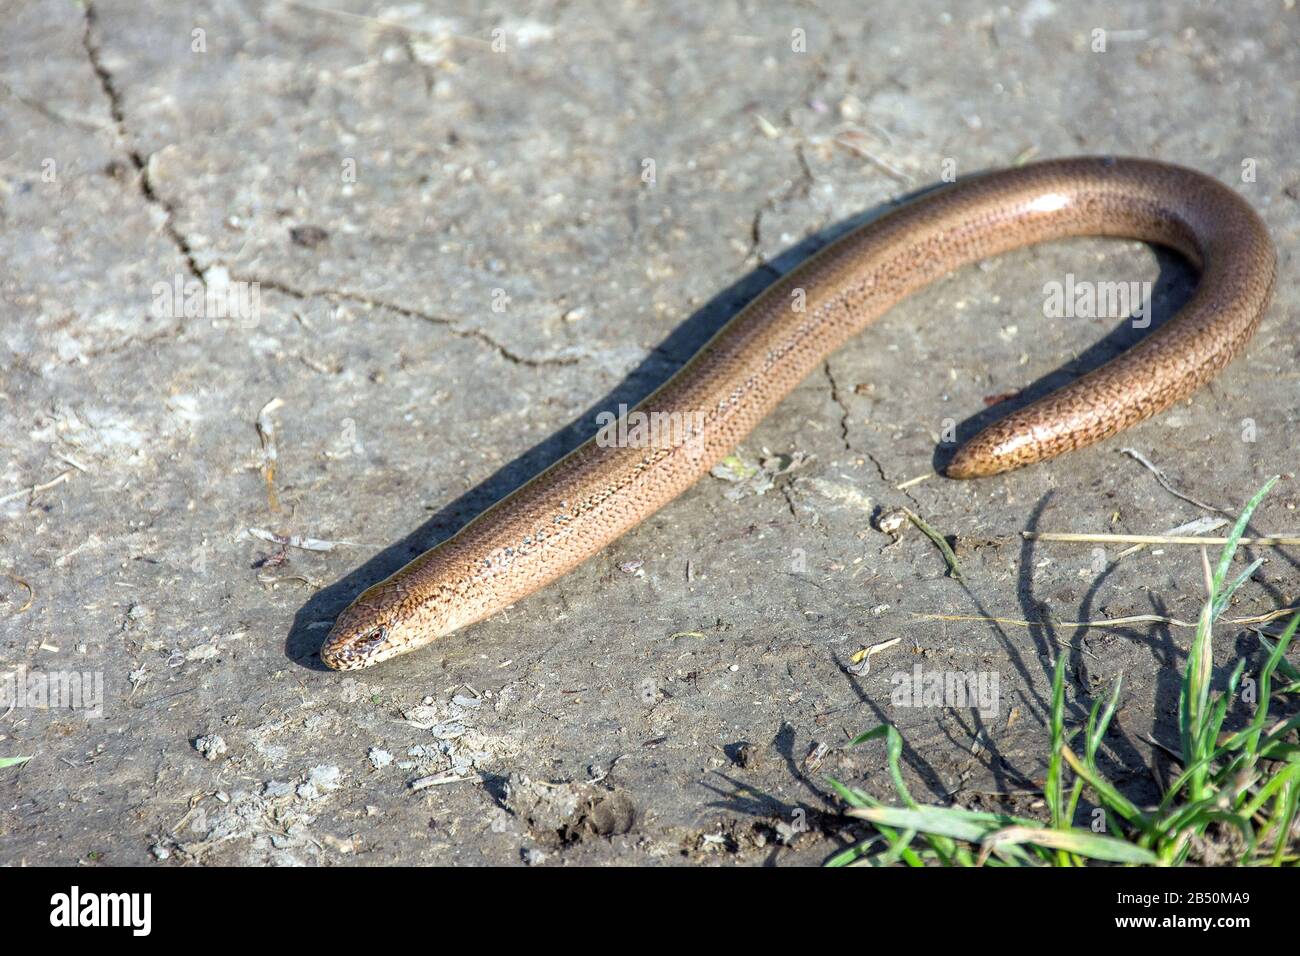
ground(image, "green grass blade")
xmin=847 ymin=805 xmax=1008 ymax=843
xmin=1260 ymin=634 xmax=1300 ymax=684
xmin=1243 ymin=611 xmax=1300 ymax=754
xmin=1060 ymin=746 xmax=1155 ymax=833
xmin=826 ymin=776 xmax=926 ymax=867
xmin=826 ymin=776 xmax=873 ymax=809
xmin=1212 ymin=476 xmax=1278 ymax=592
xmin=1180 ymin=600 xmax=1215 ymax=798
xmin=1269 ymin=776 xmax=1299 ymax=866
xmin=824 ymin=835 xmax=884 ymax=867
xmin=1086 ymin=675 xmax=1124 ymax=761
xmin=1212 ymin=558 xmax=1264 ymax=622
xmin=1240 ymin=762 xmax=1300 ymax=819
xmin=1047 ymin=654 xmax=1067 ymax=830
xmin=1198 ymin=657 xmax=1247 ymax=758
xmin=981 ymin=825 xmax=1162 ymax=865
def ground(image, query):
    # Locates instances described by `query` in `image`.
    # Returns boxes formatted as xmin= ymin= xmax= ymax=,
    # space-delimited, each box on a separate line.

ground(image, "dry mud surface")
xmin=1 ymin=1 xmax=1297 ymax=865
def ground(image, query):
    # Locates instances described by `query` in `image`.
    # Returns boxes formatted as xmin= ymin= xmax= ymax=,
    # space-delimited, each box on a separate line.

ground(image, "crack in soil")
xmin=747 ymin=143 xmax=816 ymax=263
xmin=822 ymin=359 xmax=852 ymax=451
xmin=82 ymin=5 xmax=573 ymax=371
xmin=239 ymin=274 xmax=581 ymax=368
xmin=81 ymin=1 xmax=204 ymax=284
xmin=862 ymin=447 xmax=922 ymax=509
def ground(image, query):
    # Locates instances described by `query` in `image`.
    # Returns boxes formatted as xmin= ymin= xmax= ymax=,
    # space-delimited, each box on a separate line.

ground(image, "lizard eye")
xmin=356 ymin=625 xmax=388 ymax=653
xmin=321 ymin=623 xmax=389 ymax=669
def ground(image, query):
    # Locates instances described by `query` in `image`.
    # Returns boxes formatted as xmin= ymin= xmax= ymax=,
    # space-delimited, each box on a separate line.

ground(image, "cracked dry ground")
xmin=2 ymin=1 xmax=1298 ymax=864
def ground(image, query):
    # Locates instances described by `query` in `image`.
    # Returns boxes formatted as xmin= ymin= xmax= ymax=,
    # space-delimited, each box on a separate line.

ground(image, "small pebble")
xmin=193 ymin=734 xmax=227 ymax=761
xmin=289 ymin=225 xmax=329 ymax=248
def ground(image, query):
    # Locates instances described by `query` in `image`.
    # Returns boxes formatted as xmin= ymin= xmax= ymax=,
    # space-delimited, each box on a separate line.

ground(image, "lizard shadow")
xmin=284 ymin=187 xmax=936 ymax=668
xmin=286 ymin=178 xmax=1206 ymax=670
xmin=931 ymin=247 xmax=1196 ymax=472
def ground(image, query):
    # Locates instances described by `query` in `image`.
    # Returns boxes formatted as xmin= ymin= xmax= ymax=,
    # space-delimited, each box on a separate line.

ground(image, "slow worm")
xmin=321 ymin=156 xmax=1275 ymax=670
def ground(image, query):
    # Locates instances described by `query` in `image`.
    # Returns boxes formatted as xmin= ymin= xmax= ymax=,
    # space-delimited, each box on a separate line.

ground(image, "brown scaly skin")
xmin=321 ymin=156 xmax=1276 ymax=670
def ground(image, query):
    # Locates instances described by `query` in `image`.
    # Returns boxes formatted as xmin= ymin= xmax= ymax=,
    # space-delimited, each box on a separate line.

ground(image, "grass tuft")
xmin=827 ymin=477 xmax=1299 ymax=866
